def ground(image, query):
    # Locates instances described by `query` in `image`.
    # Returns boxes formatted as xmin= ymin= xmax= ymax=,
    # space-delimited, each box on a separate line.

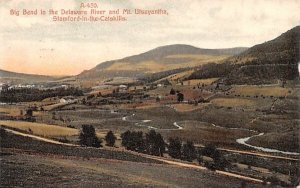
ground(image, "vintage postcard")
xmin=0 ymin=0 xmax=299 ymax=187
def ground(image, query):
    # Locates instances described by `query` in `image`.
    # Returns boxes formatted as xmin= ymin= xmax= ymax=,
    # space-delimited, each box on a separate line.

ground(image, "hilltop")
xmin=77 ymin=44 xmax=247 ymax=80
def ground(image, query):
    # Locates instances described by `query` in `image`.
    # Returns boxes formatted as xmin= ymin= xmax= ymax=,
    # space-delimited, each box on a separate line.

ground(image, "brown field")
xmin=0 ymin=106 xmax=22 ymax=116
xmin=211 ymin=98 xmax=256 ymax=108
xmin=183 ymin=78 xmax=219 ymax=86
xmin=156 ymin=70 xmax=194 ymax=84
xmin=42 ymin=101 xmax=76 ymax=111
xmin=230 ymin=86 xmax=290 ymax=97
xmin=0 ymin=120 xmax=78 ymax=137
xmin=120 ymin=102 xmax=162 ymax=110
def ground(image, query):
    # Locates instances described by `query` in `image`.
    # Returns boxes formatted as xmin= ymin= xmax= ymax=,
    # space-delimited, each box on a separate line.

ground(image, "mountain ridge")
xmin=77 ymin=44 xmax=248 ymax=80
xmin=188 ymin=26 xmax=300 ymax=84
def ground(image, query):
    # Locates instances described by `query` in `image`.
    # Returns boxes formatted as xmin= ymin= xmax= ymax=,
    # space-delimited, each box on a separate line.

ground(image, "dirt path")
xmin=3 ymin=128 xmax=78 ymax=147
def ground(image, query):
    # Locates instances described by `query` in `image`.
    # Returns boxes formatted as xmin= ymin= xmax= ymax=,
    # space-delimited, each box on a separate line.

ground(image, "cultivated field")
xmin=229 ymin=85 xmax=291 ymax=97
xmin=211 ymin=98 xmax=256 ymax=108
xmin=183 ymin=78 xmax=219 ymax=86
xmin=0 ymin=120 xmax=78 ymax=137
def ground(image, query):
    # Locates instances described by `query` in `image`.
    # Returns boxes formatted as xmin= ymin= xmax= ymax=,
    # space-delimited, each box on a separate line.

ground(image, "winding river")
xmin=211 ymin=123 xmax=300 ymax=155
xmin=236 ymin=133 xmax=300 ymax=155
xmin=121 ymin=112 xmax=299 ymax=155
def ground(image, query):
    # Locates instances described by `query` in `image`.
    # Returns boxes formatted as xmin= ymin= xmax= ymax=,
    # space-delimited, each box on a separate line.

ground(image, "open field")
xmin=183 ymin=78 xmax=219 ymax=86
xmin=0 ymin=120 xmax=78 ymax=137
xmin=229 ymin=85 xmax=291 ymax=97
xmin=211 ymin=98 xmax=256 ymax=108
xmin=0 ymin=106 xmax=21 ymax=116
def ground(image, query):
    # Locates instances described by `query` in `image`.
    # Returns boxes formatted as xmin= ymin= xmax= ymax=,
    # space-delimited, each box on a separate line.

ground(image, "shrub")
xmin=105 ymin=130 xmax=117 ymax=147
xmin=170 ymin=88 xmax=176 ymax=95
xmin=177 ymin=92 xmax=184 ymax=102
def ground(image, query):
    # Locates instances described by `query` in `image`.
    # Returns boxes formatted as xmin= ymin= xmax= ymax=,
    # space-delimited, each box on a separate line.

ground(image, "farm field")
xmin=182 ymin=78 xmax=219 ymax=86
xmin=0 ymin=120 xmax=78 ymax=137
xmin=211 ymin=98 xmax=257 ymax=108
xmin=229 ymin=85 xmax=291 ymax=97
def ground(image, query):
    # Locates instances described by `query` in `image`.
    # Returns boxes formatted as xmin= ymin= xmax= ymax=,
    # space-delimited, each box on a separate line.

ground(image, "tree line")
xmin=79 ymin=125 xmax=228 ymax=171
xmin=0 ymin=87 xmax=83 ymax=103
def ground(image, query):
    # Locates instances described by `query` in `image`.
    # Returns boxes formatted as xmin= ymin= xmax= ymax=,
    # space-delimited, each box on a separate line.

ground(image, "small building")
xmin=119 ymin=85 xmax=128 ymax=93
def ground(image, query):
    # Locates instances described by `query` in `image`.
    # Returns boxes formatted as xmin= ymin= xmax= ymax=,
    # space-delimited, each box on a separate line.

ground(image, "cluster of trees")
xmin=0 ymin=87 xmax=83 ymax=103
xmin=121 ymin=130 xmax=165 ymax=156
xmin=79 ymin=125 xmax=117 ymax=148
xmin=79 ymin=125 xmax=102 ymax=148
xmin=168 ymin=138 xmax=197 ymax=162
xmin=167 ymin=137 xmax=228 ymax=170
xmin=187 ymin=62 xmax=237 ymax=80
xmin=78 ymin=125 xmax=228 ymax=171
xmin=225 ymin=63 xmax=298 ymax=85
xmin=198 ymin=144 xmax=229 ymax=170
xmin=120 ymin=130 xmax=228 ymax=170
xmin=169 ymin=88 xmax=184 ymax=102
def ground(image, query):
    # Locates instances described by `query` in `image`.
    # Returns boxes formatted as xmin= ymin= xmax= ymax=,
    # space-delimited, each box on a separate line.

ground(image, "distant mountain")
xmin=77 ymin=44 xmax=248 ymax=80
xmin=188 ymin=26 xmax=300 ymax=84
xmin=0 ymin=69 xmax=56 ymax=84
